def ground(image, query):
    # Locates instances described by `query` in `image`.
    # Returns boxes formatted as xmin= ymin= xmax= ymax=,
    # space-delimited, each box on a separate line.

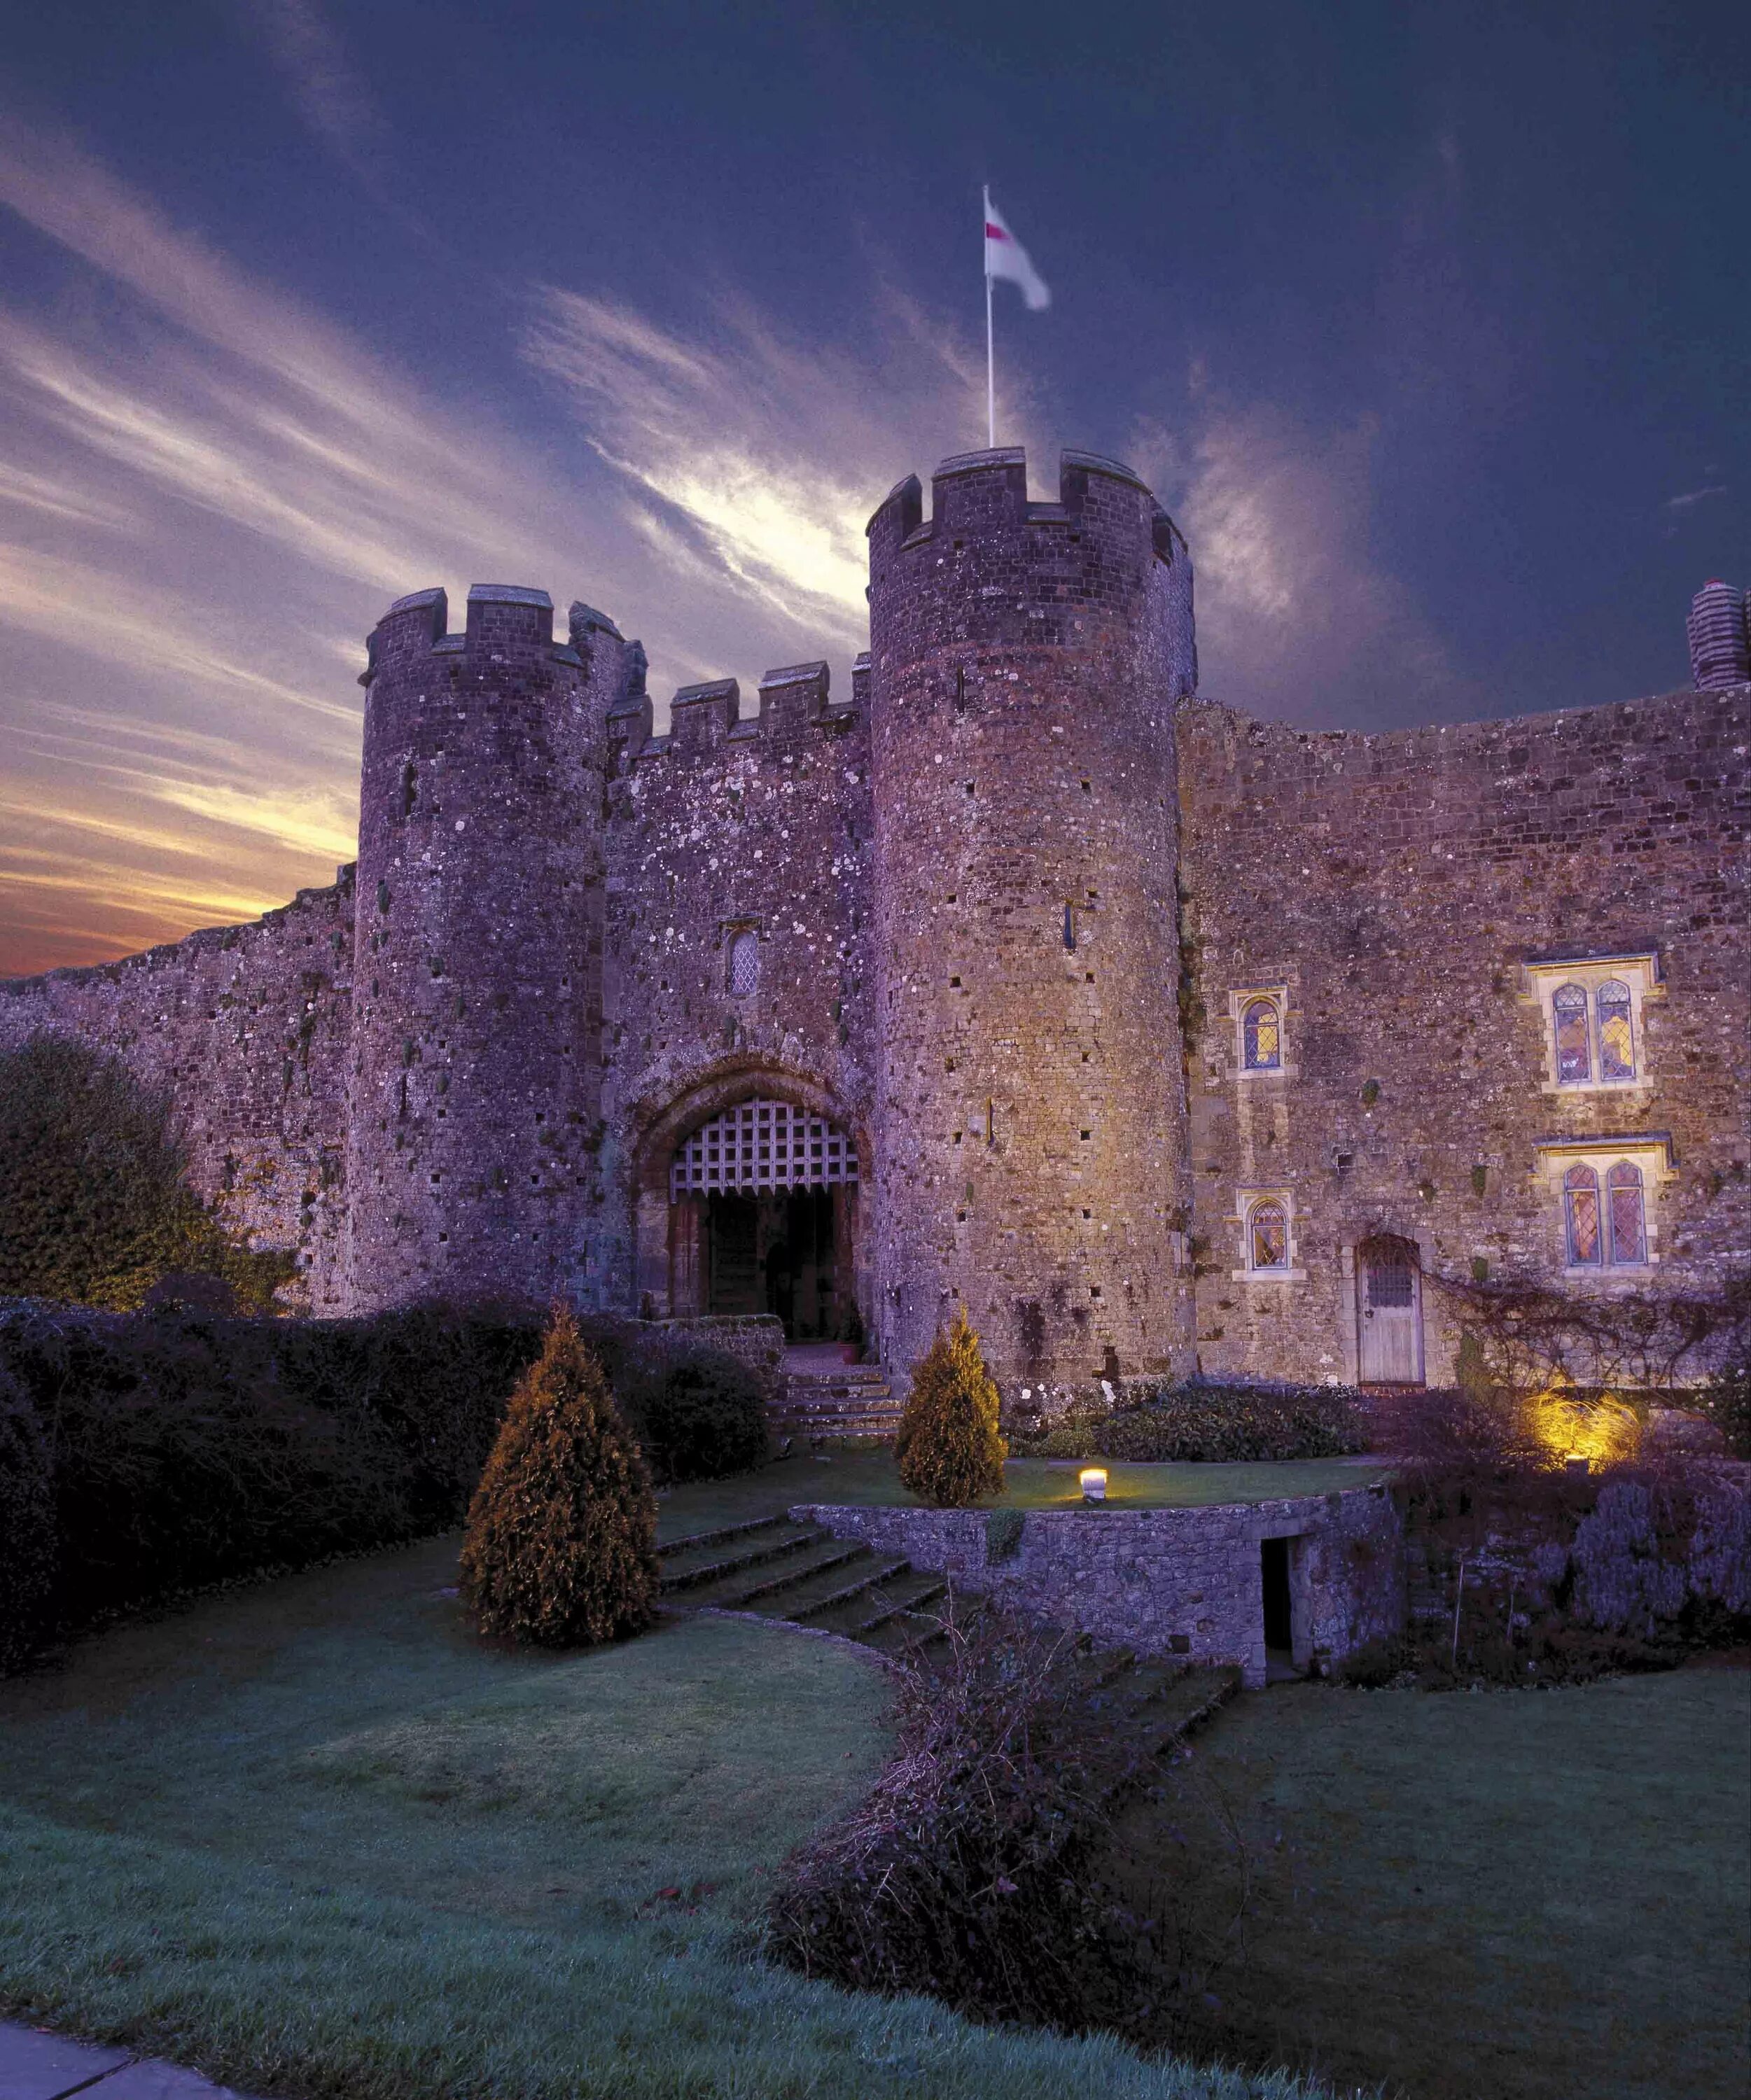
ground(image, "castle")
xmin=4 ymin=447 xmax=1747 ymax=1410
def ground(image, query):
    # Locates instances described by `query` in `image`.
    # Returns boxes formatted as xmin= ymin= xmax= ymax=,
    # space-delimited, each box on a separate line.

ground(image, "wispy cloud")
xmin=240 ymin=0 xmax=386 ymax=163
xmin=1133 ymin=393 xmax=1477 ymax=725
xmin=524 ymin=286 xmax=984 ymax=643
xmin=1666 ymin=485 xmax=1728 ymax=512
xmin=0 ymin=110 xmax=1481 ymax=975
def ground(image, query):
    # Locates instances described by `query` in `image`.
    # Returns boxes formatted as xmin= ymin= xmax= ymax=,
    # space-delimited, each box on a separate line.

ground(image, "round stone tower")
xmin=865 ymin=447 xmax=1198 ymax=1405
xmin=344 ymin=584 xmax=620 ymax=1312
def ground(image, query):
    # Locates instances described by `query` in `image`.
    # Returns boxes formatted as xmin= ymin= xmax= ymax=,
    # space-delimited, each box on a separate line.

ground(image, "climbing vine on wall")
xmin=0 ymin=1038 xmax=295 ymax=1314
xmin=1424 ymin=1264 xmax=1751 ymax=1454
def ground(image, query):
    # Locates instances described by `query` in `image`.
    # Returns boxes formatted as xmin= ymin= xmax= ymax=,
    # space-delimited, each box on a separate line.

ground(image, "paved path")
xmin=0 ymin=2022 xmax=245 ymax=2100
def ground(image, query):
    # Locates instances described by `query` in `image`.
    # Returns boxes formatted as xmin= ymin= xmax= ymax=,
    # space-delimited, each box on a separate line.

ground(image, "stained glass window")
xmin=1553 ymin=983 xmax=1591 ymax=1085
xmin=1564 ymin=1163 xmax=1602 ymax=1265
xmin=1243 ymin=997 xmax=1281 ymax=1071
xmin=1606 ymin=1161 xmax=1646 ymax=1264
xmin=727 ymin=929 xmax=759 ymax=997
xmin=1596 ymin=981 xmax=1635 ymax=1082
xmin=1249 ymin=1199 xmax=1288 ymax=1270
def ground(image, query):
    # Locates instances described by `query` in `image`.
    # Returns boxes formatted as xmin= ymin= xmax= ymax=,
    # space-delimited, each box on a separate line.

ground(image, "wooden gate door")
xmin=1357 ymin=1236 xmax=1424 ymax=1385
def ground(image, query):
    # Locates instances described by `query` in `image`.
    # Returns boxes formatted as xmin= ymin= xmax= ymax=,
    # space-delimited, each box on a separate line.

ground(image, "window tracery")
xmin=1564 ymin=1163 xmax=1601 ymax=1266
xmin=727 ymin=928 xmax=760 ymax=997
xmin=1596 ymin=981 xmax=1635 ymax=1082
xmin=1606 ymin=1160 xmax=1646 ymax=1264
xmin=1242 ymin=997 xmax=1281 ymax=1072
xmin=1248 ymin=1198 xmax=1288 ymax=1270
xmin=1553 ymin=984 xmax=1591 ymax=1086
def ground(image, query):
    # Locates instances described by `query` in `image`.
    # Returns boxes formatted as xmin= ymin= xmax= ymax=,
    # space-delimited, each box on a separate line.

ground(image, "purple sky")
xmin=0 ymin=1 xmax=1745 ymax=974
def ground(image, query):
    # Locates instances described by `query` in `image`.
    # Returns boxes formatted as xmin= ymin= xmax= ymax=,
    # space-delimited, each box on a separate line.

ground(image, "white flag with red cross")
xmin=983 ymin=190 xmax=1050 ymax=310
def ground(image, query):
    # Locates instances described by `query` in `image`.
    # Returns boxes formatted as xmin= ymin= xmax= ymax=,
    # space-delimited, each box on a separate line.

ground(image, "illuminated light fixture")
xmin=1080 ymin=1467 xmax=1108 ymax=1504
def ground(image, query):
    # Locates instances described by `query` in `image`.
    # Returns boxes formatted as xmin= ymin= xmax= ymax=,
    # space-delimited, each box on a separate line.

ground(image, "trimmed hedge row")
xmin=0 ymin=1299 xmax=769 ymax=1672
xmin=1016 ymin=1379 xmax=1370 ymax=1464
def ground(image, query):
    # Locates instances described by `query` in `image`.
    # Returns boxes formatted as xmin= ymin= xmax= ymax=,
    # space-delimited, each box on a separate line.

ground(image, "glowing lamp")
xmin=1080 ymin=1467 xmax=1108 ymax=1504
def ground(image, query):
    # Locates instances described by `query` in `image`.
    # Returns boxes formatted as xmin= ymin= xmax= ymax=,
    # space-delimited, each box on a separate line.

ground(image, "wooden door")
xmin=1358 ymin=1236 xmax=1424 ymax=1385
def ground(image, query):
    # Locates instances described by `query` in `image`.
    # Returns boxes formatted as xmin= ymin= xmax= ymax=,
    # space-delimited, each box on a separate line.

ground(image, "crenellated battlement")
xmin=360 ymin=583 xmax=587 ymax=686
xmin=619 ymin=658 xmax=863 ymax=771
xmin=867 ymin=444 xmax=1182 ymax=567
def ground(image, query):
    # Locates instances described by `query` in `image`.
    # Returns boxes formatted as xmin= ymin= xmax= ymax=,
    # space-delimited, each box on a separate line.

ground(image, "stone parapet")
xmin=790 ymin=1483 xmax=1405 ymax=1688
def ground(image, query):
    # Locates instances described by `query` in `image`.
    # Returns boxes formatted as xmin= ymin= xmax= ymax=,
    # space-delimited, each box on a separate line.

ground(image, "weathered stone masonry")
xmin=2 ymin=440 xmax=1746 ymax=1389
xmin=793 ymin=1485 xmax=1407 ymax=1688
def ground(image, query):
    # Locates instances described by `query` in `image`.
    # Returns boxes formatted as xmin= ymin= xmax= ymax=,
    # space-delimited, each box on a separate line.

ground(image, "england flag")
xmin=984 ymin=190 xmax=1050 ymax=310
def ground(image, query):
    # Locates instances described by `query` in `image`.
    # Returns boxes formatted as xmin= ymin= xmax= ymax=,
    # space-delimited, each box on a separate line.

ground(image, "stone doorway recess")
xmin=1356 ymin=1232 xmax=1425 ymax=1385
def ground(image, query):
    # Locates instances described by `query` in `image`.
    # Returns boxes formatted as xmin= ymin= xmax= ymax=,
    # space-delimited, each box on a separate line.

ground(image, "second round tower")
xmin=865 ymin=447 xmax=1197 ymax=1404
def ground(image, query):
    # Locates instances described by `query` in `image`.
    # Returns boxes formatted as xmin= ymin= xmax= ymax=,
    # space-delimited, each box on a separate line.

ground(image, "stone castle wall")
xmin=793 ymin=1483 xmax=1406 ymax=1687
xmin=344 ymin=585 xmax=618 ymax=1314
xmin=0 ymin=440 xmax=1744 ymax=1387
xmin=1177 ymin=685 xmax=1751 ymax=1386
xmin=0 ymin=872 xmax=355 ymax=1308
xmin=865 ymin=449 xmax=1199 ymax=1403
xmin=597 ymin=654 xmax=877 ymax=1320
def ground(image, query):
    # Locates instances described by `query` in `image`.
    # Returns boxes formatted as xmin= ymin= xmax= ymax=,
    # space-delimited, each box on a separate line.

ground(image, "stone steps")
xmin=657 ymin=1515 xmax=822 ymax=1595
xmin=661 ymin=1507 xmax=1240 ymax=1774
xmin=772 ymin=1365 xmax=903 ymax=1441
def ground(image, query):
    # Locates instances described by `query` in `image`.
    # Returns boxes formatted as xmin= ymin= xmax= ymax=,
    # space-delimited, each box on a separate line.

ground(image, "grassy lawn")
xmin=1107 ymin=1668 xmax=1751 ymax=2100
xmin=0 ymin=1534 xmax=1329 ymax=2100
xmin=660 ymin=1452 xmax=1389 ymax=1539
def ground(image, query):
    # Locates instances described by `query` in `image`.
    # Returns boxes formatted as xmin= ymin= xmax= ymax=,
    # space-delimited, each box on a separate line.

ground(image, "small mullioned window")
xmin=727 ymin=928 xmax=760 ymax=997
xmin=1248 ymin=1197 xmax=1289 ymax=1270
xmin=1525 ymin=954 xmax=1657 ymax=1092
xmin=1242 ymin=997 xmax=1281 ymax=1072
xmin=1563 ymin=1159 xmax=1648 ymax=1267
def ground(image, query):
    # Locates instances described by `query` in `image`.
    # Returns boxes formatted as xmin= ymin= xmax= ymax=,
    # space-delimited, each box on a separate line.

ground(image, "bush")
xmin=1092 ymin=1380 xmax=1369 ymax=1464
xmin=0 ymin=1298 xmax=542 ymax=1634
xmin=602 ymin=1336 xmax=768 ymax=1483
xmin=0 ymin=1366 xmax=58 ymax=1672
xmin=1690 ymin=1360 xmax=1751 ymax=1460
xmin=0 ymin=1038 xmax=293 ymax=1314
xmin=460 ymin=1309 xmax=658 ymax=1648
xmin=768 ymin=1611 xmax=1152 ymax=2031
xmin=894 ymin=1309 xmax=1007 ymax=1507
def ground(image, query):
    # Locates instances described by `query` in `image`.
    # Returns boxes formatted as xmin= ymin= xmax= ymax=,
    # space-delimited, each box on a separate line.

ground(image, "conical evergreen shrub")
xmin=895 ymin=1308 xmax=1007 ymax=1507
xmin=459 ymin=1307 xmax=659 ymax=1646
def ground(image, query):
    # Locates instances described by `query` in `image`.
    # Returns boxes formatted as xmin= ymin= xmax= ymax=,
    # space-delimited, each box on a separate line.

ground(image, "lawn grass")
xmin=660 ymin=1452 xmax=1389 ymax=1539
xmin=1105 ymin=1668 xmax=1751 ymax=2100
xmin=0 ymin=1533 xmax=1332 ymax=2100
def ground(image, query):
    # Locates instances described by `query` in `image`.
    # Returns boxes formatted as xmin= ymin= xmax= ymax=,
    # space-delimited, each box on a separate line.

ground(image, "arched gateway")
xmin=638 ymin=1084 xmax=865 ymax=1338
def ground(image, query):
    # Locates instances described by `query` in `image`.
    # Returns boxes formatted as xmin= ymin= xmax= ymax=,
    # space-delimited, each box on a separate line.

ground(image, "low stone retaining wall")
xmin=790 ymin=1485 xmax=1406 ymax=1688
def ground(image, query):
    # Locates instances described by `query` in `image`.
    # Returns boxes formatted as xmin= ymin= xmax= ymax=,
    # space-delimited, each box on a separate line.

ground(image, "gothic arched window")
xmin=727 ymin=928 xmax=760 ymax=997
xmin=1248 ymin=1198 xmax=1288 ymax=1270
xmin=1553 ymin=983 xmax=1591 ymax=1086
xmin=1596 ymin=980 xmax=1635 ymax=1082
xmin=1606 ymin=1161 xmax=1647 ymax=1264
xmin=1243 ymin=997 xmax=1282 ymax=1072
xmin=1564 ymin=1163 xmax=1602 ymax=1266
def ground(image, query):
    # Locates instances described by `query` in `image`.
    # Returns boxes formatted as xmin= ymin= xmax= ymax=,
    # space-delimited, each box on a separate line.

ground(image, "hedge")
xmin=1017 ymin=1380 xmax=1369 ymax=1464
xmin=0 ymin=1299 xmax=776 ymax=1672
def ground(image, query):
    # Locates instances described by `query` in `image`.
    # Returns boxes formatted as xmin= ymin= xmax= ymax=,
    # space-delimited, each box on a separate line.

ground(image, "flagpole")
xmin=983 ymin=183 xmax=996 ymax=448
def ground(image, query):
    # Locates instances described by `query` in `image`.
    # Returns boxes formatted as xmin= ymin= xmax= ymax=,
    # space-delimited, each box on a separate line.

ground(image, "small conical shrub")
xmin=895 ymin=1308 xmax=1007 ymax=1508
xmin=459 ymin=1307 xmax=659 ymax=1647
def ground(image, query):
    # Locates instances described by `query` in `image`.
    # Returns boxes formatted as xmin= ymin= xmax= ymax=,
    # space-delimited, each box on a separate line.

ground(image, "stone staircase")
xmin=657 ymin=1513 xmax=1246 ymax=1762
xmin=659 ymin=1512 xmax=951 ymax=1657
xmin=770 ymin=1360 xmax=902 ymax=1443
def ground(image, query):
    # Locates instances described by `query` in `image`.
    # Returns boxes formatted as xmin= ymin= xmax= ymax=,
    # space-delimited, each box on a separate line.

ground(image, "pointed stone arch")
xmin=629 ymin=1060 xmax=868 ymax=1331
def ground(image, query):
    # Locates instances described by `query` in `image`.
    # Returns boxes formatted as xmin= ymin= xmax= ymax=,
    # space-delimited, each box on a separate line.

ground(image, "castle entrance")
xmin=1356 ymin=1233 xmax=1425 ymax=1385
xmin=667 ymin=1098 xmax=860 ymax=1341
